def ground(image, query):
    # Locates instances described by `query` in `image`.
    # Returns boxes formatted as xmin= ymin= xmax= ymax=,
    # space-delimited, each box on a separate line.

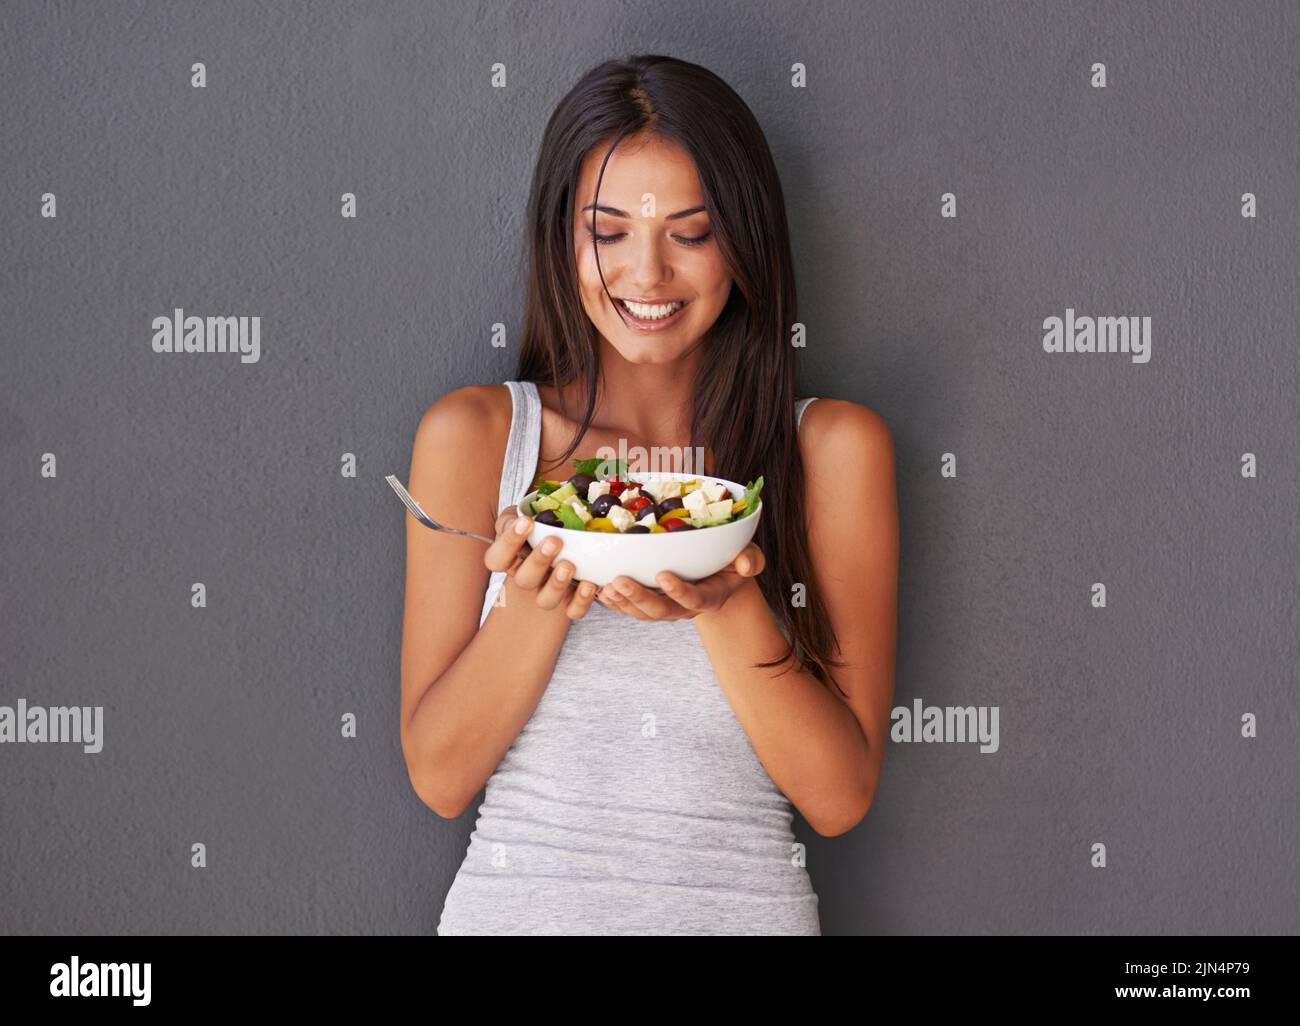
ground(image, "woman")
xmin=400 ymin=55 xmax=898 ymax=935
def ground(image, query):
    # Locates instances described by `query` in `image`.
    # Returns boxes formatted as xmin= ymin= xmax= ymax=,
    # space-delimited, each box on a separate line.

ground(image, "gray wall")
xmin=2 ymin=0 xmax=1297 ymax=935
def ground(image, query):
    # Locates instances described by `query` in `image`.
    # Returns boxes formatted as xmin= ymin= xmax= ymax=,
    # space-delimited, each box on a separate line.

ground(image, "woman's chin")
xmin=610 ymin=345 xmax=688 ymax=366
xmin=603 ymin=327 xmax=698 ymax=365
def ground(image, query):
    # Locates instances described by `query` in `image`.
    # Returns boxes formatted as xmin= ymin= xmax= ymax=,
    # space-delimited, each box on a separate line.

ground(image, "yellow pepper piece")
xmin=586 ymin=517 xmax=616 ymax=532
xmin=732 ymin=497 xmax=747 ymax=512
xmin=649 ymin=525 xmax=666 ymax=533
xmin=659 ymin=508 xmax=690 ymax=522
xmin=682 ymin=479 xmax=703 ymax=493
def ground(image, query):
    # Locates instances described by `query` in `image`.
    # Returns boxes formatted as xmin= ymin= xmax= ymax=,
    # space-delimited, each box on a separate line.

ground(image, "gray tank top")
xmin=437 ymin=381 xmax=822 ymax=935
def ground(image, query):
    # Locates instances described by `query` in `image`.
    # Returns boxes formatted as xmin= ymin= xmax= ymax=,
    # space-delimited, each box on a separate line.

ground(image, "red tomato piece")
xmin=623 ymin=496 xmax=652 ymax=513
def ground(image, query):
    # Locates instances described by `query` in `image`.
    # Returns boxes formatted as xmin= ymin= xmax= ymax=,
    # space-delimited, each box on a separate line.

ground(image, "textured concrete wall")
xmin=2 ymin=0 xmax=1297 ymax=935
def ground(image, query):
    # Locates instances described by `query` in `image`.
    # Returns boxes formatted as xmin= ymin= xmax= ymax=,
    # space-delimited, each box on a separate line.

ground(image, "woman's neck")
xmin=559 ymin=336 xmax=704 ymax=443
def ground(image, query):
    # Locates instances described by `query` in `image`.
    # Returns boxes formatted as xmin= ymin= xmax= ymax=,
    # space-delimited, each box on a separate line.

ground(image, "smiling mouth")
xmin=614 ymin=297 xmax=690 ymax=322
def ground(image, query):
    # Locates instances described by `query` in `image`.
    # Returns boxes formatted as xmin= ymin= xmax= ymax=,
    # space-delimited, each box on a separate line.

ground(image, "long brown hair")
xmin=515 ymin=54 xmax=844 ymax=696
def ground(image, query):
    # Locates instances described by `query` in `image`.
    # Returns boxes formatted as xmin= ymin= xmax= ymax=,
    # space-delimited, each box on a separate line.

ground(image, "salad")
xmin=522 ymin=458 xmax=763 ymax=534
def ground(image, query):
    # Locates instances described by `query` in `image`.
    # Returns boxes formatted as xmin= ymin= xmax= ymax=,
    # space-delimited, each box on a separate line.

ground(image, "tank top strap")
xmin=480 ymin=381 xmax=542 ymax=627
xmin=795 ymin=395 xmax=819 ymax=430
xmin=497 ymin=381 xmax=542 ymax=514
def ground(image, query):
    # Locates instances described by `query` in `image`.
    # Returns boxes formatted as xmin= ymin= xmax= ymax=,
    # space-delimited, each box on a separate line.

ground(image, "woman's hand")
xmin=484 ymin=505 xmax=598 ymax=620
xmin=596 ymin=543 xmax=766 ymax=621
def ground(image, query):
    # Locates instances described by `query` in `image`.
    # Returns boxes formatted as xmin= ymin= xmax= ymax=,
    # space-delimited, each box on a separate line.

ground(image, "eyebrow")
xmin=580 ymin=203 xmax=707 ymax=221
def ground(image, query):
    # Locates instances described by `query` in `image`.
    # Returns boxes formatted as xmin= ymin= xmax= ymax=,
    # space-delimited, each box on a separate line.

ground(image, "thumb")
xmin=735 ymin=544 xmax=765 ymax=577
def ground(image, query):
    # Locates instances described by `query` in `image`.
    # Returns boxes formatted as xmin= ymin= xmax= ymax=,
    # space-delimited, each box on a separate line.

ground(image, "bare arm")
xmin=398 ymin=386 xmax=596 ymax=818
xmin=693 ymin=399 xmax=898 ymax=835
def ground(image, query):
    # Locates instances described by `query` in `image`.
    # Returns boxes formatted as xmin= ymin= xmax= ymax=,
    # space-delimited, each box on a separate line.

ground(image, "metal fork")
xmin=385 ymin=475 xmax=496 ymax=543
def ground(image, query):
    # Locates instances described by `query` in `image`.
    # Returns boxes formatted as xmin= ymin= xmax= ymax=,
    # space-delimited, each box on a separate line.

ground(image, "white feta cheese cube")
xmin=637 ymin=478 xmax=663 ymax=502
xmin=621 ymin=487 xmax=642 ymax=501
xmin=640 ymin=512 xmax=657 ymax=529
xmin=607 ymin=505 xmax=635 ymax=532
xmin=702 ymin=481 xmax=727 ymax=503
xmin=705 ymin=499 xmax=734 ymax=519
xmin=656 ymin=478 xmax=682 ymax=499
xmin=682 ymin=489 xmax=708 ymax=514
xmin=565 ymin=496 xmax=592 ymax=522
xmin=587 ymin=480 xmax=610 ymax=503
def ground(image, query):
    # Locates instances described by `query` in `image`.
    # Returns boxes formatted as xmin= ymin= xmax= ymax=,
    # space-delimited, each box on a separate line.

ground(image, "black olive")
xmin=534 ymin=510 xmax=562 ymax=527
xmin=659 ymin=496 xmax=685 ymax=511
xmin=625 ymin=524 xmax=650 ymax=533
xmin=569 ymin=472 xmax=595 ymax=495
xmin=634 ymin=504 xmax=659 ymax=521
xmin=590 ymin=493 xmax=621 ymax=517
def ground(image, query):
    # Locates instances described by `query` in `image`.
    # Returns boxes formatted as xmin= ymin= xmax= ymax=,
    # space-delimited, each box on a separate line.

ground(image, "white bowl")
xmin=520 ymin=472 xmax=762 ymax=588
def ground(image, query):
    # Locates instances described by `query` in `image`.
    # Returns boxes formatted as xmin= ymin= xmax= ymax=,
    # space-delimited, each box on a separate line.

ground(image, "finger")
xmin=607 ymin=578 xmax=683 ymax=620
xmin=565 ymin=580 xmax=598 ymax=620
xmin=655 ymin=572 xmax=714 ymax=613
xmin=597 ymin=586 xmax=645 ymax=619
xmin=534 ymin=559 xmax=576 ymax=610
xmin=484 ymin=513 xmax=534 ymax=573
xmin=494 ymin=505 xmax=520 ymax=535
xmin=512 ymin=533 xmax=563 ymax=590
xmin=733 ymin=543 xmax=766 ymax=577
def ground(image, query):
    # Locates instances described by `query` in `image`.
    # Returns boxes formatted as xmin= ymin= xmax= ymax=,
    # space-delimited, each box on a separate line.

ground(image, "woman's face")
xmin=572 ymin=132 xmax=732 ymax=365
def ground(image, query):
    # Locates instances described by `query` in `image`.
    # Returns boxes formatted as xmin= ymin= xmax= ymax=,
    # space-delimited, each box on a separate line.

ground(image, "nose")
xmin=620 ymin=228 xmax=673 ymax=294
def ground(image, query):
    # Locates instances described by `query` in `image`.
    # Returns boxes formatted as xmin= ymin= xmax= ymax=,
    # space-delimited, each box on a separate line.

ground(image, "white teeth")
xmin=619 ymin=299 xmax=684 ymax=320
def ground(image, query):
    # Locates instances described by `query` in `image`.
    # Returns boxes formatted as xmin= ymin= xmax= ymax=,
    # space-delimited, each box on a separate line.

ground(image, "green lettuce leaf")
xmin=573 ymin=457 xmax=629 ymax=481
xmin=735 ymin=476 xmax=764 ymax=519
xmin=555 ymin=504 xmax=587 ymax=531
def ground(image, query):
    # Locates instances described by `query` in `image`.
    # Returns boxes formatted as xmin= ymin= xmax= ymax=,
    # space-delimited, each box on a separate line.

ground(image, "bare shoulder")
xmin=414 ymin=384 xmax=511 ymax=449
xmin=798 ymin=399 xmax=898 ymax=591
xmin=410 ymin=384 xmax=513 ymax=524
xmin=798 ymin=397 xmax=894 ymax=480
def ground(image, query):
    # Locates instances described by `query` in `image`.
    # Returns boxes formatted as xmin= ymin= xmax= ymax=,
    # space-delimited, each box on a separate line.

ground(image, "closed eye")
xmin=585 ymin=228 xmax=713 ymax=248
